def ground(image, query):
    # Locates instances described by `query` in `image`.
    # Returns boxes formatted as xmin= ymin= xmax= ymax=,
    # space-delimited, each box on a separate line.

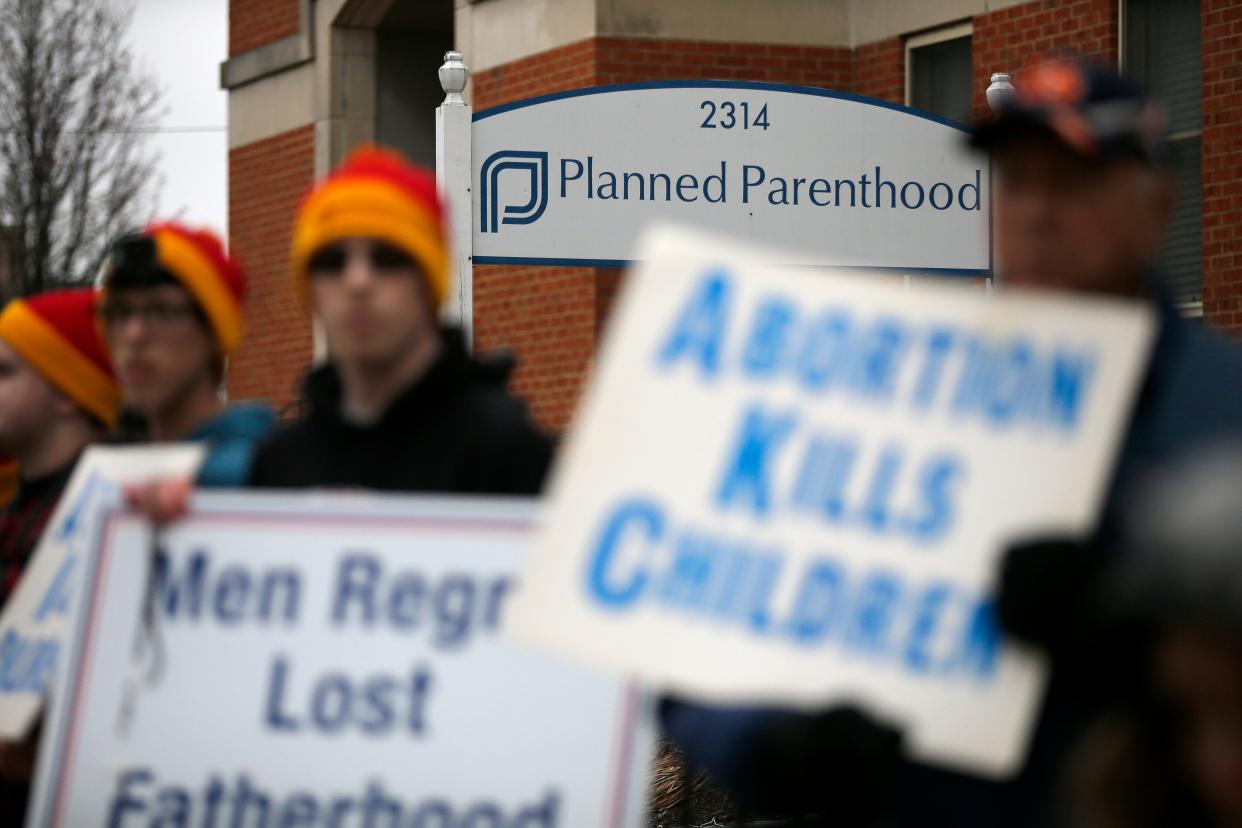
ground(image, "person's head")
xmin=972 ymin=57 xmax=1175 ymax=297
xmin=0 ymin=289 xmax=120 ymax=465
xmin=99 ymin=223 xmax=245 ymax=420
xmin=291 ymin=146 xmax=449 ymax=368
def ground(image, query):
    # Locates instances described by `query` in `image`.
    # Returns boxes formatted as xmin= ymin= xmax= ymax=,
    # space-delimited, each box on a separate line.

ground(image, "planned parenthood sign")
xmin=472 ymin=82 xmax=989 ymax=273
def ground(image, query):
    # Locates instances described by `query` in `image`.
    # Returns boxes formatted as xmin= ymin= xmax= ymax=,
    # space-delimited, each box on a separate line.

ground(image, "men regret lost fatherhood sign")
xmin=29 ymin=494 xmax=650 ymax=828
xmin=509 ymin=227 xmax=1155 ymax=776
xmin=471 ymin=82 xmax=989 ymax=272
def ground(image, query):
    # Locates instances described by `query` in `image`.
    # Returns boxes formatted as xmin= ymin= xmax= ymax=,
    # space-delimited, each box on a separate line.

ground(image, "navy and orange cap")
xmin=971 ymin=56 xmax=1169 ymax=165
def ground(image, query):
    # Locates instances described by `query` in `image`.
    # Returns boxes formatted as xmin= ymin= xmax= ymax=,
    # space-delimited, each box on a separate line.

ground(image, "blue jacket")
xmin=662 ymin=290 xmax=1242 ymax=826
xmin=189 ymin=403 xmax=277 ymax=488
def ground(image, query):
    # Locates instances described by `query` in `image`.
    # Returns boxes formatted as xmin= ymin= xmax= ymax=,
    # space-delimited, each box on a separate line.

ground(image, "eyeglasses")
xmin=97 ymin=301 xmax=199 ymax=329
xmin=308 ymin=242 xmax=415 ymax=278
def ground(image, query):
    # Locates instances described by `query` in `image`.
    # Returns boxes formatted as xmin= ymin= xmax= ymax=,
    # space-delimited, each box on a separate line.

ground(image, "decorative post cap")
xmin=986 ymin=72 xmax=1015 ymax=113
xmin=439 ymin=51 xmax=469 ymax=105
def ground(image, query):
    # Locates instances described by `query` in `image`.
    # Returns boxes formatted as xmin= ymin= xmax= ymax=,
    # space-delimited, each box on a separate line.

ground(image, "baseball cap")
xmin=971 ymin=56 xmax=1169 ymax=165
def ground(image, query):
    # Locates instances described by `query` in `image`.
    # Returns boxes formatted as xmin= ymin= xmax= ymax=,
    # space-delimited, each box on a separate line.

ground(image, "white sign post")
xmin=29 ymin=493 xmax=650 ymax=828
xmin=509 ymin=227 xmax=1155 ymax=777
xmin=436 ymin=50 xmax=475 ymax=343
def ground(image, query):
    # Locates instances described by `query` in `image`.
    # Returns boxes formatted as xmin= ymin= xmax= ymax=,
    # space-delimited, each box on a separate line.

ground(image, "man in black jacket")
xmin=248 ymin=146 xmax=551 ymax=494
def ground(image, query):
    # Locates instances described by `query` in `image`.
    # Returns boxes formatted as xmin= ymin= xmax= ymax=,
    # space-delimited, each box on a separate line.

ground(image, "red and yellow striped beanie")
xmin=291 ymin=146 xmax=449 ymax=308
xmin=135 ymin=222 xmax=247 ymax=357
xmin=0 ymin=289 xmax=121 ymax=427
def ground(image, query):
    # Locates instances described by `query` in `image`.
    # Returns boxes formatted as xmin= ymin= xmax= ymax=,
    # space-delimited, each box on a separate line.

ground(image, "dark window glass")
xmin=909 ymin=35 xmax=973 ymax=125
xmin=1126 ymin=0 xmax=1203 ymax=306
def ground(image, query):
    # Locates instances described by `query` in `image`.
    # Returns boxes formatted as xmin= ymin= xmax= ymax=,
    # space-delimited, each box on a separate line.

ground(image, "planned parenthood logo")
xmin=479 ymin=150 xmax=549 ymax=233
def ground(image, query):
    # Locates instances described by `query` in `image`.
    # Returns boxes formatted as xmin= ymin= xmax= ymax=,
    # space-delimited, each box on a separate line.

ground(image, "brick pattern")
xmin=1203 ymin=0 xmax=1242 ymax=334
xmin=474 ymin=40 xmax=598 ymax=110
xmin=594 ymin=37 xmax=853 ymax=88
xmin=474 ymin=38 xmax=854 ymax=110
xmin=228 ymin=126 xmax=315 ymax=410
xmin=853 ymin=37 xmax=904 ymax=104
xmin=230 ymin=0 xmax=301 ymax=57
xmin=971 ymin=0 xmax=1119 ymax=122
xmin=474 ymin=264 xmax=602 ymax=429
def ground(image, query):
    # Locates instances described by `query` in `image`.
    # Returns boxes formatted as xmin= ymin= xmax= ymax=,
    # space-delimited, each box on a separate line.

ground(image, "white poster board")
xmin=28 ymin=493 xmax=650 ymax=828
xmin=509 ymin=227 xmax=1156 ymax=776
xmin=473 ymin=82 xmax=989 ymax=274
xmin=0 ymin=445 xmax=204 ymax=738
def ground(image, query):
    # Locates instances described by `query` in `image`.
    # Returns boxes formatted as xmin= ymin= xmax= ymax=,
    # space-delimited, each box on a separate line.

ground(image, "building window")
xmin=906 ymin=23 xmax=973 ymax=125
xmin=1124 ymin=0 xmax=1203 ymax=310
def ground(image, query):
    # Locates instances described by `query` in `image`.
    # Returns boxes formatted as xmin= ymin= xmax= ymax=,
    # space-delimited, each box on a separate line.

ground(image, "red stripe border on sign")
xmin=604 ymin=679 xmax=642 ymax=828
xmin=49 ymin=512 xmax=124 ymax=827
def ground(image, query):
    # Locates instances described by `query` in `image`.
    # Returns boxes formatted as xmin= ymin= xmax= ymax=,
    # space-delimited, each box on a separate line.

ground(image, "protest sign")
xmin=0 ymin=445 xmax=204 ymax=739
xmin=28 ymin=492 xmax=651 ymax=828
xmin=509 ymin=227 xmax=1156 ymax=776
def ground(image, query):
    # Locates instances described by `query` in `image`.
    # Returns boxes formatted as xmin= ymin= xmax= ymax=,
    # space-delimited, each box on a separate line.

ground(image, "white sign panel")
xmin=472 ymin=82 xmax=989 ymax=273
xmin=0 ymin=445 xmax=204 ymax=738
xmin=510 ymin=227 xmax=1155 ymax=776
xmin=29 ymin=494 xmax=650 ymax=828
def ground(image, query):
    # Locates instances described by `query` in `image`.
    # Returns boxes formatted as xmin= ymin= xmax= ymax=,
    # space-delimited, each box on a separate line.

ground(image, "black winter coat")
xmin=249 ymin=331 xmax=553 ymax=495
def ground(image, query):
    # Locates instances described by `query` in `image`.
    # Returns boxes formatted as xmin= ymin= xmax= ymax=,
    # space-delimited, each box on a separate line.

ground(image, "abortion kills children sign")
xmin=28 ymin=493 xmax=650 ymax=828
xmin=509 ymin=227 xmax=1156 ymax=776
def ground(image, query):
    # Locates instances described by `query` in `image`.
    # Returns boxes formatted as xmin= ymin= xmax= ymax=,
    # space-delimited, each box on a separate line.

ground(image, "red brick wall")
xmin=474 ymin=40 xmax=598 ymax=110
xmin=474 ymin=38 xmax=853 ymax=110
xmin=474 ymin=265 xmax=600 ymax=429
xmin=853 ymin=37 xmax=904 ymax=104
xmin=228 ymin=125 xmax=315 ymax=410
xmin=230 ymin=0 xmax=302 ymax=57
xmin=593 ymin=38 xmax=852 ymax=87
xmin=1202 ymin=0 xmax=1242 ymax=335
xmin=971 ymin=0 xmax=1119 ymax=122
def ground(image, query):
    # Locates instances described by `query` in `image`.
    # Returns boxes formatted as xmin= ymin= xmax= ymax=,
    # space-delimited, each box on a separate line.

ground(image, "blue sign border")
xmin=473 ymin=79 xmax=972 ymax=132
xmin=472 ymin=80 xmax=990 ymax=275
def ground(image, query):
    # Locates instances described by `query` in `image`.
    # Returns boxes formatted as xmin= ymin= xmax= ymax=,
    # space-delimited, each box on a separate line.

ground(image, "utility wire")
xmin=0 ymin=125 xmax=227 ymax=134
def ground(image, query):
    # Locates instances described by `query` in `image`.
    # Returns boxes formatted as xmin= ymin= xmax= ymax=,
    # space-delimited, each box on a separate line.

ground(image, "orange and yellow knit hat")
xmin=291 ymin=146 xmax=449 ymax=308
xmin=0 ymin=289 xmax=121 ymax=427
xmin=103 ymin=222 xmax=247 ymax=357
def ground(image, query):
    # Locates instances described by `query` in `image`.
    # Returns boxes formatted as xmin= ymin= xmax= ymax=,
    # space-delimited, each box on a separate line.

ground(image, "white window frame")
xmin=904 ymin=21 xmax=974 ymax=110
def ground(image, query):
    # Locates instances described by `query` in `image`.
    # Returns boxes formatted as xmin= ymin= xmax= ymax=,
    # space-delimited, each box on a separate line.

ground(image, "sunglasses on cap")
xmin=308 ymin=241 xmax=416 ymax=277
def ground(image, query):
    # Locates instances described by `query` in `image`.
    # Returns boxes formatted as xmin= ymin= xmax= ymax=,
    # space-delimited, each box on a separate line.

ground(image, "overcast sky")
xmin=120 ymin=0 xmax=228 ymax=238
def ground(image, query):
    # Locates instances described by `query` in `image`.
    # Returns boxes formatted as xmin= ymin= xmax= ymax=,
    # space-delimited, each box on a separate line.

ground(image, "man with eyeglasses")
xmin=246 ymin=146 xmax=552 ymax=493
xmin=98 ymin=222 xmax=274 ymax=487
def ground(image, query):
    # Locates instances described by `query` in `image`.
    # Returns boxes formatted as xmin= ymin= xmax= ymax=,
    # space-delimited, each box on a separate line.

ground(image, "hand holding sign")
xmin=509 ymin=226 xmax=1155 ymax=776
